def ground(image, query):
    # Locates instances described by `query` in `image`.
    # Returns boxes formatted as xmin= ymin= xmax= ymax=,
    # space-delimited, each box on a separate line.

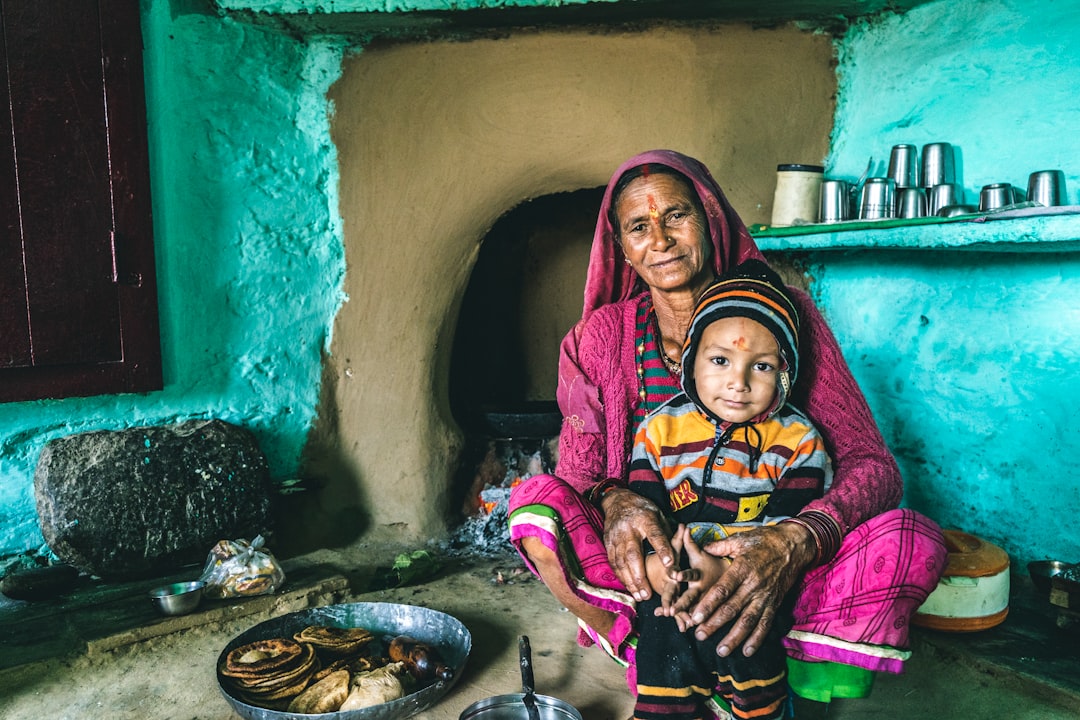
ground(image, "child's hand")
xmin=651 ymin=525 xmax=702 ymax=631
xmin=662 ymin=528 xmax=731 ymax=626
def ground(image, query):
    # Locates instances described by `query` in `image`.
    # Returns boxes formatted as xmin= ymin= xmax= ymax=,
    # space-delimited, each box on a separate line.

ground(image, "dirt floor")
xmin=2 ymin=540 xmax=1079 ymax=720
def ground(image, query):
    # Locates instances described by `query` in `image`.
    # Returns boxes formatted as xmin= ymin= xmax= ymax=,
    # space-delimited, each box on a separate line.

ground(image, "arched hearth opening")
xmin=448 ymin=187 xmax=601 ymax=521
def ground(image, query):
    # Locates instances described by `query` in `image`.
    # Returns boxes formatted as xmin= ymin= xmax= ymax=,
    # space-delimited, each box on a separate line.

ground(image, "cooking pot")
xmin=459 ymin=637 xmax=582 ymax=720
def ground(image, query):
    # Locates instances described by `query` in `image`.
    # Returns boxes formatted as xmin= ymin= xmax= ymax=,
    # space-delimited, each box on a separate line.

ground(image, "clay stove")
xmin=296 ymin=24 xmax=835 ymax=549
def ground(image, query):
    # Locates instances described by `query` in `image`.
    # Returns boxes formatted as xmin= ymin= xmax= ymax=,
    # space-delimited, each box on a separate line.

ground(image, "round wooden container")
xmin=913 ymin=529 xmax=1011 ymax=632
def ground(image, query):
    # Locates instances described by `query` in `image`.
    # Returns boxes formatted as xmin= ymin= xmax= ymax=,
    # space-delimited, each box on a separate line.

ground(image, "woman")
xmin=508 ymin=150 xmax=946 ymax=719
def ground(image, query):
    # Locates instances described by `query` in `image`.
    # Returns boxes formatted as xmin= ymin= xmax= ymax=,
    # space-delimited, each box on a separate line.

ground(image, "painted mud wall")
xmin=762 ymin=0 xmax=1080 ymax=566
xmin=0 ymin=3 xmax=346 ymax=558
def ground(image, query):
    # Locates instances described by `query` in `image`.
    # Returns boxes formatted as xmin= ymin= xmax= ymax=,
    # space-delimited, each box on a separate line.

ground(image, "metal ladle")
xmin=458 ymin=636 xmax=583 ymax=720
xmin=519 ymin=636 xmax=541 ymax=720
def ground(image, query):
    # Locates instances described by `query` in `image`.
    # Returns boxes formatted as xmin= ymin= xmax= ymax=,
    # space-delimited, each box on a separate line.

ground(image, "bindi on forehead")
xmin=647 ymin=194 xmax=660 ymax=220
xmin=731 ymin=336 xmax=748 ymax=350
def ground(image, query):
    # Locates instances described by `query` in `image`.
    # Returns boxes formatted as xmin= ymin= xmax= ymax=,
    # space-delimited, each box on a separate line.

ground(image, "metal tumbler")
xmin=859 ymin=178 xmax=896 ymax=220
xmin=979 ymin=183 xmax=1017 ymax=212
xmin=819 ymin=180 xmax=852 ymax=223
xmin=921 ymin=143 xmax=955 ymax=189
xmin=887 ymin=144 xmax=919 ymax=189
xmin=897 ymin=187 xmax=927 ymax=218
xmin=929 ymin=183 xmax=963 ymax=216
xmin=1027 ymin=170 xmax=1067 ymax=207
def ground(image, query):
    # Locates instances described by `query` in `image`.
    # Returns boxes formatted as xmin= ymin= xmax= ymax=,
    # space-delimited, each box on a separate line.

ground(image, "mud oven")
xmin=289 ymin=16 xmax=835 ymax=549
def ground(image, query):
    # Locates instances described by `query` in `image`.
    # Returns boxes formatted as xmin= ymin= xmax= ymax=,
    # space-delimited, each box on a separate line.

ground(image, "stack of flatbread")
xmin=219 ymin=638 xmax=319 ymax=707
xmin=220 ymin=625 xmax=418 ymax=714
xmin=294 ymin=626 xmax=375 ymax=657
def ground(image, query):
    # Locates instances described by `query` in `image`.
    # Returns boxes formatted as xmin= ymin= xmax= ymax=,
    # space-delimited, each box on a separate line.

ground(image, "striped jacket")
xmin=629 ymin=393 xmax=832 ymax=536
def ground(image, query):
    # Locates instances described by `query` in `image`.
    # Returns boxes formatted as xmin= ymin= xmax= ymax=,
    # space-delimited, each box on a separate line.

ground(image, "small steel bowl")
xmin=937 ymin=203 xmax=979 ymax=217
xmin=148 ymin=580 xmax=204 ymax=616
xmin=1028 ymin=560 xmax=1072 ymax=596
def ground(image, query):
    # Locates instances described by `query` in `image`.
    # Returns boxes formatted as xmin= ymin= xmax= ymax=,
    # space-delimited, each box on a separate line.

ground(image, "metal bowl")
xmin=217 ymin=602 xmax=471 ymax=720
xmin=459 ymin=693 xmax=582 ymax=720
xmin=1028 ymin=560 xmax=1074 ymax=596
xmin=148 ymin=580 xmax=204 ymax=616
xmin=937 ymin=203 xmax=979 ymax=217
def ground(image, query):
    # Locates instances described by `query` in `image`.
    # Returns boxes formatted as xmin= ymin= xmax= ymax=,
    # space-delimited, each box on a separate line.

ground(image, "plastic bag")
xmin=198 ymin=534 xmax=285 ymax=599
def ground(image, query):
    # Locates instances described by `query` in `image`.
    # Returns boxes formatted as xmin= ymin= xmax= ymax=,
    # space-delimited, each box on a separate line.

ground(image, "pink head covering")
xmin=582 ymin=149 xmax=765 ymax=319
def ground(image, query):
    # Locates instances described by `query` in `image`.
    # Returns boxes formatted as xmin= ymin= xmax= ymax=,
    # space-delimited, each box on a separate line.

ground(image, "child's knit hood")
xmin=681 ymin=259 xmax=801 ymax=426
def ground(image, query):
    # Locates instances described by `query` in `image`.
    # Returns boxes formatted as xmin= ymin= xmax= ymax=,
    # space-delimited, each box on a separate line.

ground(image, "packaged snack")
xmin=199 ymin=534 xmax=285 ymax=599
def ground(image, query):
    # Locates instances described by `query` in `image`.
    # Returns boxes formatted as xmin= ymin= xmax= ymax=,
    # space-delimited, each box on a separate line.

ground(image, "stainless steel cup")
xmin=928 ymin=183 xmax=963 ymax=216
xmin=819 ymin=180 xmax=852 ymax=223
xmin=897 ymin=187 xmax=927 ymax=218
xmin=979 ymin=183 xmax=1017 ymax=212
xmin=859 ymin=177 xmax=896 ymax=220
xmin=1027 ymin=170 xmax=1067 ymax=207
xmin=921 ymin=142 xmax=955 ymax=188
xmin=887 ymin=144 xmax=919 ymax=189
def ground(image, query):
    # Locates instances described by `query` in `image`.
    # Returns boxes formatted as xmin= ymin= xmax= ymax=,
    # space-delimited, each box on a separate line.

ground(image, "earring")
xmin=624 ymin=258 xmax=632 ymax=265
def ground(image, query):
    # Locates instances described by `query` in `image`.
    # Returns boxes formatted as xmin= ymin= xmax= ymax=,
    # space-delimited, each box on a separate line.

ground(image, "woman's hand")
xmin=687 ymin=522 xmax=816 ymax=657
xmin=601 ymin=487 xmax=676 ymax=602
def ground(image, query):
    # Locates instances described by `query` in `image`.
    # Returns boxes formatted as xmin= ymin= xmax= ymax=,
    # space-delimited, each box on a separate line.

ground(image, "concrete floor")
xmin=1 ymin=542 xmax=1079 ymax=720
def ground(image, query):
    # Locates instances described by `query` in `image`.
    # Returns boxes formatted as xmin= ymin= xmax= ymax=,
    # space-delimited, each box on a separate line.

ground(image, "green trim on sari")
xmin=786 ymin=658 xmax=874 ymax=702
xmin=508 ymin=503 xmax=585 ymax=579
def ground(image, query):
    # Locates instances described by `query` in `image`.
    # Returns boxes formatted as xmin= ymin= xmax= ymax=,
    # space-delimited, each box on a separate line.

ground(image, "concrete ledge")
xmin=0 ymin=561 xmax=352 ymax=674
xmin=908 ymin=577 xmax=1080 ymax=710
xmin=85 ymin=572 xmax=349 ymax=656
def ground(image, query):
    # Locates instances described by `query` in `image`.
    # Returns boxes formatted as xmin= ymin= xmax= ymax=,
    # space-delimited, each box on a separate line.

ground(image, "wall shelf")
xmin=212 ymin=0 xmax=937 ymax=38
xmin=751 ymin=206 xmax=1080 ymax=253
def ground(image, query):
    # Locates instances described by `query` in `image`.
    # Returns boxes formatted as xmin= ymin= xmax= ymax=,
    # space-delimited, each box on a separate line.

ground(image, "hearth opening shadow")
xmin=448 ymin=186 xmax=601 ymax=513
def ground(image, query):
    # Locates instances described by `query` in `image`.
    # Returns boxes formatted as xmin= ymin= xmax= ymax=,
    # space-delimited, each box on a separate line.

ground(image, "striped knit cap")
xmin=681 ymin=259 xmax=800 ymax=422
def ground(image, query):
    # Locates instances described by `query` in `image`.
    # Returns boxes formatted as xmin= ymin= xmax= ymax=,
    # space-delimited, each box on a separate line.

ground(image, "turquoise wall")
xmin=805 ymin=0 xmax=1080 ymax=566
xmin=0 ymin=3 xmax=347 ymax=557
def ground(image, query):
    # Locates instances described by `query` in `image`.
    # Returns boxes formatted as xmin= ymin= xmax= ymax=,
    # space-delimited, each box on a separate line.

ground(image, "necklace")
xmin=660 ymin=348 xmax=681 ymax=375
xmin=652 ymin=311 xmax=682 ymax=375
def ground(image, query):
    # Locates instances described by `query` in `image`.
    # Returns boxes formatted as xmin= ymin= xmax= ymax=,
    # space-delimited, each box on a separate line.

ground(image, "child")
xmin=628 ymin=259 xmax=832 ymax=720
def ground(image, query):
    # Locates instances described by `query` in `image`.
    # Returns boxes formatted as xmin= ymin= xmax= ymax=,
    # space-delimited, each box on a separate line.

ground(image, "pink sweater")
xmin=555 ymin=290 xmax=902 ymax=535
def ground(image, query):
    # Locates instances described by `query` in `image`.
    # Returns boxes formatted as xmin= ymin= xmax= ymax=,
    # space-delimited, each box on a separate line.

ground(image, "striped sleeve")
xmin=762 ymin=410 xmax=833 ymax=520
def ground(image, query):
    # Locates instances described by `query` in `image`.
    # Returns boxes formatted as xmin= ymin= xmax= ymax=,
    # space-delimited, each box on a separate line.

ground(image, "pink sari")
xmin=509 ymin=475 xmax=946 ymax=675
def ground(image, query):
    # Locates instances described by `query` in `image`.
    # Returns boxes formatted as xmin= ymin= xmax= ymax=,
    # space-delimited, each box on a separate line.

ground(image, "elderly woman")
xmin=507 ymin=150 xmax=946 ymax=720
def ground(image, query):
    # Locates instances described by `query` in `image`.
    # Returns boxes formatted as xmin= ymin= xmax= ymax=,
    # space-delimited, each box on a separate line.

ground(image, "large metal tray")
xmin=217 ymin=602 xmax=471 ymax=720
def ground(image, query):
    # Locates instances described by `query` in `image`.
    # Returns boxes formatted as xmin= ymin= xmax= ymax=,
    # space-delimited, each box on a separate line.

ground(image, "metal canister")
xmin=771 ymin=164 xmax=824 ymax=226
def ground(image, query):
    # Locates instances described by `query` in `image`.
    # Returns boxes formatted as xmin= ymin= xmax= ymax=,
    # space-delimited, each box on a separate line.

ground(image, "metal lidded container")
xmin=771 ymin=164 xmax=824 ymax=226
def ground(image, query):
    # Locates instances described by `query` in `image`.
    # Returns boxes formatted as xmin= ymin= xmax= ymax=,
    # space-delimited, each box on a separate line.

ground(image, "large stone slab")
xmin=34 ymin=419 xmax=274 ymax=579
